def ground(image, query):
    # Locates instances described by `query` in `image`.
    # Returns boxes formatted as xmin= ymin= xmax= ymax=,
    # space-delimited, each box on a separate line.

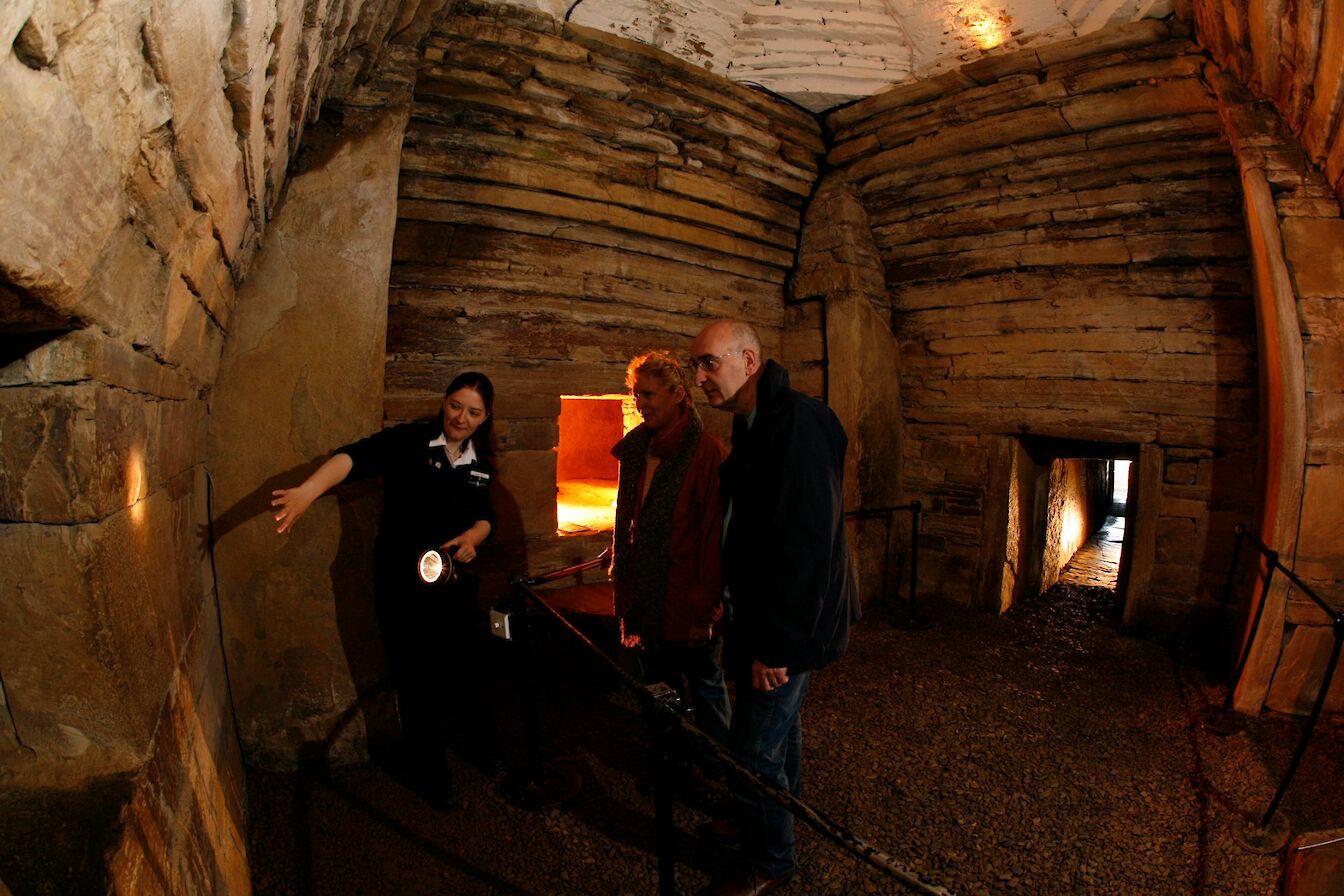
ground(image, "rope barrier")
xmin=507 ymin=566 xmax=955 ymax=896
xmin=1205 ymin=523 xmax=1343 ymax=854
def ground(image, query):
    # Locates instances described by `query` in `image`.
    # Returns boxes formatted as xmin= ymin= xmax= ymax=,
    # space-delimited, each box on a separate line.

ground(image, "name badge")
xmin=468 ymin=469 xmax=490 ymax=487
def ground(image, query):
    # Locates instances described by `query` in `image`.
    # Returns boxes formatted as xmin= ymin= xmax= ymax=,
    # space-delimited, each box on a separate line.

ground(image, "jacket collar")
xmin=753 ymin=359 xmax=791 ymax=418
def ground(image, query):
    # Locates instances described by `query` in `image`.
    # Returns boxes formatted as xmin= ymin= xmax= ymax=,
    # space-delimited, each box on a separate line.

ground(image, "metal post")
xmin=910 ymin=500 xmax=921 ymax=618
xmin=891 ymin=501 xmax=929 ymax=630
xmin=500 ymin=579 xmax=582 ymax=810
xmin=1259 ymin=620 xmax=1343 ymax=828
xmin=1219 ymin=525 xmax=1246 ymax=611
xmin=518 ymin=598 xmax=544 ymax=783
xmin=645 ymin=683 xmax=682 ymax=896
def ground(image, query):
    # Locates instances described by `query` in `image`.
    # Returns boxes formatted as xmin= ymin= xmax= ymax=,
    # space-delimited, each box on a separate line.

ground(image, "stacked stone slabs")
xmin=825 ymin=19 xmax=1260 ymax=627
xmin=386 ymin=2 xmax=824 ymax=585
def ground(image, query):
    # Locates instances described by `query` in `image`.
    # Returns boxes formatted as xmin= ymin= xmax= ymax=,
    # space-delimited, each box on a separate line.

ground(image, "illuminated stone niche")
xmin=556 ymin=394 xmax=641 ymax=535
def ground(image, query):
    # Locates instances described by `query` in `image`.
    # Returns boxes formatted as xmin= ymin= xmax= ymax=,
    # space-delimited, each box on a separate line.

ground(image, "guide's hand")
xmin=442 ymin=533 xmax=477 ymax=563
xmin=271 ymin=484 xmax=317 ymax=534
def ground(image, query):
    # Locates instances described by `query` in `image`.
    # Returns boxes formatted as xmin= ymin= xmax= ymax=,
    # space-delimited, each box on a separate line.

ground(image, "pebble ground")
xmin=247 ymin=582 xmax=1344 ymax=896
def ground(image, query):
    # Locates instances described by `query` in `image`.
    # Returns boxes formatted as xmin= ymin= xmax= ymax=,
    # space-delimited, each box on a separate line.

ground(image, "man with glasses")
xmin=689 ymin=320 xmax=857 ymax=896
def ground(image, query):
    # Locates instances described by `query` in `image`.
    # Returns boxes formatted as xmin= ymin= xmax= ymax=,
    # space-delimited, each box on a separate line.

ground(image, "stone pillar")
xmin=793 ymin=176 xmax=904 ymax=610
xmin=209 ymin=100 xmax=411 ymax=767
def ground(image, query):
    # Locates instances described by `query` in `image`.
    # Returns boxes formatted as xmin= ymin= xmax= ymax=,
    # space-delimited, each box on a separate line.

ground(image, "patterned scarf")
xmin=610 ymin=405 xmax=702 ymax=642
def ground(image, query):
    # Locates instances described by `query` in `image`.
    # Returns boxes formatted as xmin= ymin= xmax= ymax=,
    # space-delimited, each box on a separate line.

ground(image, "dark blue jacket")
xmin=720 ymin=360 xmax=856 ymax=674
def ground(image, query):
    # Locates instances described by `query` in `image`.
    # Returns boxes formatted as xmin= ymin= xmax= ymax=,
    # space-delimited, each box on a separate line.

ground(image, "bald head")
xmin=690 ymin=319 xmax=764 ymax=415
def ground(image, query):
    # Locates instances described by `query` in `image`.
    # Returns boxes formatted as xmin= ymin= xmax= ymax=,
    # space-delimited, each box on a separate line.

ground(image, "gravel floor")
xmin=247 ymin=583 xmax=1344 ymax=896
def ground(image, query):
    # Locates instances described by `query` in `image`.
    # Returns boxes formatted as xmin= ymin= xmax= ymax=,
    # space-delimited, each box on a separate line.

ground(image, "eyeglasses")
xmin=685 ymin=349 xmax=743 ymax=373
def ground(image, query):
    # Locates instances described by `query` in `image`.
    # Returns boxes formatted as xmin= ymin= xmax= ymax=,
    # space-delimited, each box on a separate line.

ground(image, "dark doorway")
xmin=997 ymin=438 xmax=1138 ymax=620
xmin=1055 ymin=460 xmax=1129 ymax=591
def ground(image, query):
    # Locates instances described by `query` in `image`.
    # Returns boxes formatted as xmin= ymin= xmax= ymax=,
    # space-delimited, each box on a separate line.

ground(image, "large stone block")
xmin=210 ymin=105 xmax=407 ymax=766
xmin=1305 ymin=338 xmax=1344 ymax=394
xmin=1265 ymin=624 xmax=1344 ymax=714
xmin=1282 ymin=218 xmax=1344 ymax=299
xmin=142 ymin=0 xmax=250 ymax=264
xmin=74 ymin=221 xmax=173 ymax=355
xmin=1298 ymin=464 xmax=1344 ymax=566
xmin=55 ymin=3 xmax=168 ymax=177
xmin=0 ymin=384 xmax=205 ymax=524
xmin=0 ymin=53 xmax=124 ymax=311
xmin=106 ymin=604 xmax=248 ymax=895
xmin=0 ymin=481 xmax=202 ymax=771
xmin=0 ymin=328 xmax=195 ymax=398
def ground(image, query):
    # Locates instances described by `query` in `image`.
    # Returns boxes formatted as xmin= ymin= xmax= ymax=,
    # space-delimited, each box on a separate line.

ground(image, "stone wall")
xmin=1 ymin=0 xmax=428 ymax=890
xmin=386 ymin=0 xmax=823 ymax=584
xmin=823 ymin=19 xmax=1260 ymax=627
xmin=1205 ymin=72 xmax=1344 ymax=716
xmin=1039 ymin=458 xmax=1111 ymax=592
xmin=1189 ymin=0 xmax=1344 ymax=208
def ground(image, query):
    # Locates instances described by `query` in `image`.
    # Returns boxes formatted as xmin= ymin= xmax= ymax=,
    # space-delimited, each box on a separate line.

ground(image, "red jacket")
xmin=611 ymin=411 xmax=727 ymax=642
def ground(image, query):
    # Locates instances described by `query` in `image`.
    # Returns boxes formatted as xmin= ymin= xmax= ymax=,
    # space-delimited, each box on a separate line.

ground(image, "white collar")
xmin=428 ymin=433 xmax=477 ymax=467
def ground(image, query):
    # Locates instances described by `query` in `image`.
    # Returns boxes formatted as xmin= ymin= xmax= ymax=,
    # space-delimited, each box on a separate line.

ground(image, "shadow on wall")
xmin=206 ymin=462 xmax=392 ymax=763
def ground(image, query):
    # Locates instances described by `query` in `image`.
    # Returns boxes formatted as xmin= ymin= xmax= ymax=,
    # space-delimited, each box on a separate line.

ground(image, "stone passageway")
xmin=1059 ymin=515 xmax=1126 ymax=590
xmin=246 ymin=585 xmax=1344 ymax=895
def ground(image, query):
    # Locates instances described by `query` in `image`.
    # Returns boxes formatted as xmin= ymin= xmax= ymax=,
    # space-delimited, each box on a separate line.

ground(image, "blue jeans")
xmin=644 ymin=639 xmax=732 ymax=750
xmin=728 ymin=670 xmax=810 ymax=878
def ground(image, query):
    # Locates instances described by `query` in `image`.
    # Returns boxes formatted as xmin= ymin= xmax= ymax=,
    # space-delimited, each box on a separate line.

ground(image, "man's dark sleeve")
xmin=755 ymin=404 xmax=846 ymax=670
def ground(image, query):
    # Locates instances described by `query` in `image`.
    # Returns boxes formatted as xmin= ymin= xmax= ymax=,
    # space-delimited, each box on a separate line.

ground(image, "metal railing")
xmin=501 ymin=554 xmax=953 ymax=895
xmin=1202 ymin=523 xmax=1343 ymax=853
xmin=845 ymin=501 xmax=926 ymax=629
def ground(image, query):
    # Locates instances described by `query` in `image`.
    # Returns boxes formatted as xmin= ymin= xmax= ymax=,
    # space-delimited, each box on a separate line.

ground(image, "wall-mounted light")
xmin=955 ymin=4 xmax=1012 ymax=50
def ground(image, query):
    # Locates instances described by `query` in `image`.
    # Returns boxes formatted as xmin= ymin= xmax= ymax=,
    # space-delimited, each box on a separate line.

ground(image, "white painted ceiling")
xmin=517 ymin=0 xmax=1176 ymax=111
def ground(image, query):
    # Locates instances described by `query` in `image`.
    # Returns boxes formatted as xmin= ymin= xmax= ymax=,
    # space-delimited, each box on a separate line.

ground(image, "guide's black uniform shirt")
xmin=336 ymin=420 xmax=499 ymax=786
xmin=338 ymin=420 xmax=496 ymax=597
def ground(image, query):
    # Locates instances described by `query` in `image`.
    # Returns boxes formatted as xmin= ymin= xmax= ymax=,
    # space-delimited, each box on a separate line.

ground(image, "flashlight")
xmin=417 ymin=545 xmax=457 ymax=584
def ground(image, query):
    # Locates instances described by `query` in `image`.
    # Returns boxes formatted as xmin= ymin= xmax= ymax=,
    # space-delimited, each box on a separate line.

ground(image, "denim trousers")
xmin=642 ymin=639 xmax=732 ymax=749
xmin=728 ymin=670 xmax=810 ymax=878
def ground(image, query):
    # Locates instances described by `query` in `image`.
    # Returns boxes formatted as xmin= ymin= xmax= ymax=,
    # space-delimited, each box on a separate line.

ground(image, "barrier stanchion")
xmin=646 ymin=683 xmax=682 ymax=896
xmin=891 ymin=500 xmax=929 ymax=631
xmin=1201 ymin=524 xmax=1275 ymax=736
xmin=1204 ymin=524 xmax=1344 ymax=855
xmin=497 ymin=577 xmax=583 ymax=810
xmin=1229 ymin=550 xmax=1343 ymax=855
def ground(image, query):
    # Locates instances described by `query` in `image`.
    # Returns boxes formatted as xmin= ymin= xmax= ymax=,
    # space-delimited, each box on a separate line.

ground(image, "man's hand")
xmin=751 ymin=660 xmax=789 ymax=692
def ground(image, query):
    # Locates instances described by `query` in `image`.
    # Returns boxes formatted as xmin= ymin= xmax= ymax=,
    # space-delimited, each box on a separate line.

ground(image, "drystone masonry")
xmin=385 ymin=0 xmax=824 ymax=582
xmin=824 ymin=19 xmax=1260 ymax=628
xmin=1206 ymin=71 xmax=1344 ymax=716
xmin=1 ymin=0 xmax=432 ymax=892
xmin=1190 ymin=0 xmax=1344 ymax=208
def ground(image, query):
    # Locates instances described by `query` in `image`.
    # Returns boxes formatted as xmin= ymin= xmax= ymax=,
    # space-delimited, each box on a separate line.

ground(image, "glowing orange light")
xmin=127 ymin=444 xmax=147 ymax=524
xmin=556 ymin=394 xmax=635 ymax=536
xmin=557 ymin=481 xmax=620 ymax=535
